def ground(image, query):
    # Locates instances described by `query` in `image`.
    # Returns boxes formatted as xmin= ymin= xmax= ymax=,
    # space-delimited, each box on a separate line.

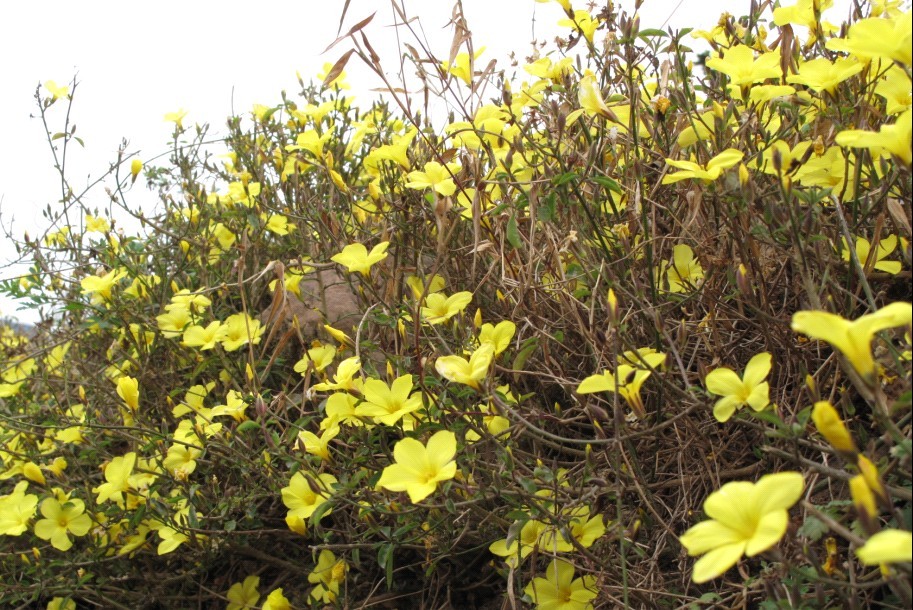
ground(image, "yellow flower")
xmin=377 ymin=430 xmax=457 ymax=503
xmin=539 ymin=506 xmax=606 ymax=552
xmin=435 ymin=344 xmax=495 ymax=389
xmin=156 ymin=308 xmax=191 ymax=338
xmin=210 ymin=390 xmax=249 ymax=421
xmin=679 ymin=472 xmax=804 ymax=583
xmin=220 ymin=313 xmax=264 ymax=352
xmin=164 ymin=108 xmax=189 ymax=128
xmin=825 ymin=13 xmax=912 ymax=65
xmin=874 ymin=65 xmax=912 ymax=115
xmin=355 ymin=374 xmax=423 ymax=426
xmin=523 ymin=559 xmax=598 ymax=610
xmin=856 ymin=529 xmax=913 ymax=565
xmin=479 ymin=320 xmax=516 ymax=355
xmin=33 ymin=497 xmax=92 ymax=551
xmin=773 ymin=0 xmax=835 ymax=31
xmin=331 ymin=241 xmax=389 ymax=276
xmin=226 ymin=575 xmax=260 ymax=610
xmin=44 ymin=80 xmax=70 ymax=101
xmin=489 ymin=519 xmax=548 ymax=568
xmin=576 ymin=73 xmax=613 ymax=119
xmin=704 ymin=352 xmax=772 ymax=422
xmin=786 ymin=57 xmax=863 ymax=93
xmin=857 ymin=454 xmax=888 ymax=506
xmin=261 ymin=213 xmax=294 ymax=236
xmin=791 ymin=302 xmax=912 ymax=379
xmin=322 ymin=392 xmax=363 ymax=428
xmin=835 ymin=109 xmax=912 ymax=167
xmin=577 ymin=364 xmax=653 ymax=418
xmin=93 ymin=453 xmax=136 ymax=506
xmin=441 ymin=47 xmax=485 ymax=86
xmin=705 ymin=46 xmax=781 ymax=88
xmin=842 ymin=235 xmax=903 ymax=275
xmin=558 ymin=10 xmax=600 ymax=43
xmin=181 ymin=321 xmax=228 ymax=350
xmin=281 ymin=471 xmax=337 ymax=521
xmin=294 ymin=344 xmax=336 ymax=374
xmin=116 ymin=376 xmax=140 ymax=411
xmin=311 ymin=356 xmax=362 ymax=392
xmin=666 ymin=244 xmax=704 ymax=293
xmin=155 ymin=525 xmax=189 ymax=555
xmin=130 ymin=159 xmax=143 ymax=183
xmin=262 ymin=588 xmax=291 ymax=610
xmin=662 ymin=149 xmax=745 ymax=184
xmin=405 ymin=161 xmax=461 ymax=197
xmin=0 ymin=482 xmax=39 ymax=536
xmin=163 ymin=434 xmax=203 ymax=478
xmin=405 ymin=273 xmax=445 ymax=299
xmin=80 ymin=268 xmax=127 ymax=304
xmin=46 ymin=597 xmax=76 ymax=610
xmin=849 ymin=474 xmax=877 ymax=520
xmin=421 ymin=291 xmax=473 ymax=325
xmin=298 ymin=425 xmax=339 ymax=462
xmin=811 ymin=401 xmax=858 ymax=454
xmin=308 ymin=549 xmax=348 ymax=603
xmin=84 ymin=214 xmax=110 ymax=233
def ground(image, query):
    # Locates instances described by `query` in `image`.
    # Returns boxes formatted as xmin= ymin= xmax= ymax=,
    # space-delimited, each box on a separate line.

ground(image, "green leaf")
xmin=592 ymin=175 xmax=621 ymax=193
xmin=638 ymin=28 xmax=668 ymax=38
xmin=796 ymin=405 xmax=812 ymax=427
xmin=377 ymin=543 xmax=395 ymax=590
xmin=224 ymin=520 xmax=237 ymax=532
xmin=797 ymin=515 xmax=829 ymax=541
xmin=539 ymin=194 xmax=556 ymax=222
xmin=187 ymin=505 xmax=199 ymax=529
xmin=553 ymin=171 xmax=578 ymax=186
xmin=506 ymin=215 xmax=523 ymax=249
xmin=309 ymin=499 xmax=334 ymax=525
xmin=236 ymin=420 xmax=261 ymax=433
xmin=511 ymin=338 xmax=538 ymax=375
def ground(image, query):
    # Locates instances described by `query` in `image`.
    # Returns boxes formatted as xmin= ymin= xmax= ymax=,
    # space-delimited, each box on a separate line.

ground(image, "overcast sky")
xmin=0 ymin=0 xmax=854 ymax=323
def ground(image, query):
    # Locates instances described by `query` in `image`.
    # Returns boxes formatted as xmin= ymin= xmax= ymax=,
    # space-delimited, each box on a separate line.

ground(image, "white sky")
xmin=0 ymin=0 xmax=854 ymax=323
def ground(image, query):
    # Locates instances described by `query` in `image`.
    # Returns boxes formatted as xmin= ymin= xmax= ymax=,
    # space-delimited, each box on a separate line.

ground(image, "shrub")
xmin=1 ymin=1 xmax=911 ymax=608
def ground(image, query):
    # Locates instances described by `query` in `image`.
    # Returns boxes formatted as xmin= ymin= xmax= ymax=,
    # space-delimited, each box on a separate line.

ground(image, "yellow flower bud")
xmin=849 ymin=474 xmax=877 ymax=520
xmin=130 ymin=159 xmax=143 ymax=183
xmin=857 ymin=455 xmax=888 ymax=506
xmin=607 ymin=288 xmax=619 ymax=326
xmin=22 ymin=462 xmax=46 ymax=485
xmin=811 ymin=401 xmax=858 ymax=454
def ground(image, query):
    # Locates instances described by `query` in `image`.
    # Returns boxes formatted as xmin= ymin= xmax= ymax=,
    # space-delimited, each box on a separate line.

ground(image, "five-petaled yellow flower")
xmin=704 ymin=352 xmax=772 ymax=422
xmin=376 ymin=430 xmax=457 ymax=503
xmin=281 ymin=471 xmax=337 ymax=522
xmin=435 ymin=344 xmax=495 ymax=390
xmin=577 ymin=360 xmax=660 ymax=419
xmin=523 ymin=559 xmax=598 ymax=610
xmin=355 ymin=374 xmax=424 ymax=426
xmin=662 ymin=149 xmax=745 ymax=184
xmin=331 ymin=242 xmax=390 ymax=276
xmin=405 ymin=161 xmax=461 ymax=197
xmin=421 ymin=291 xmax=473 ymax=325
xmin=680 ymin=472 xmax=804 ymax=583
xmin=34 ymin=496 xmax=93 ymax=551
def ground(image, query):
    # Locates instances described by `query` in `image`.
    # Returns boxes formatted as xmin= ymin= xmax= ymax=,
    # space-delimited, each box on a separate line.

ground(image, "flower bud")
xmin=849 ymin=474 xmax=877 ymax=533
xmin=130 ymin=159 xmax=143 ymax=183
xmin=812 ymin=401 xmax=858 ymax=455
xmin=857 ymin=455 xmax=889 ymax=508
